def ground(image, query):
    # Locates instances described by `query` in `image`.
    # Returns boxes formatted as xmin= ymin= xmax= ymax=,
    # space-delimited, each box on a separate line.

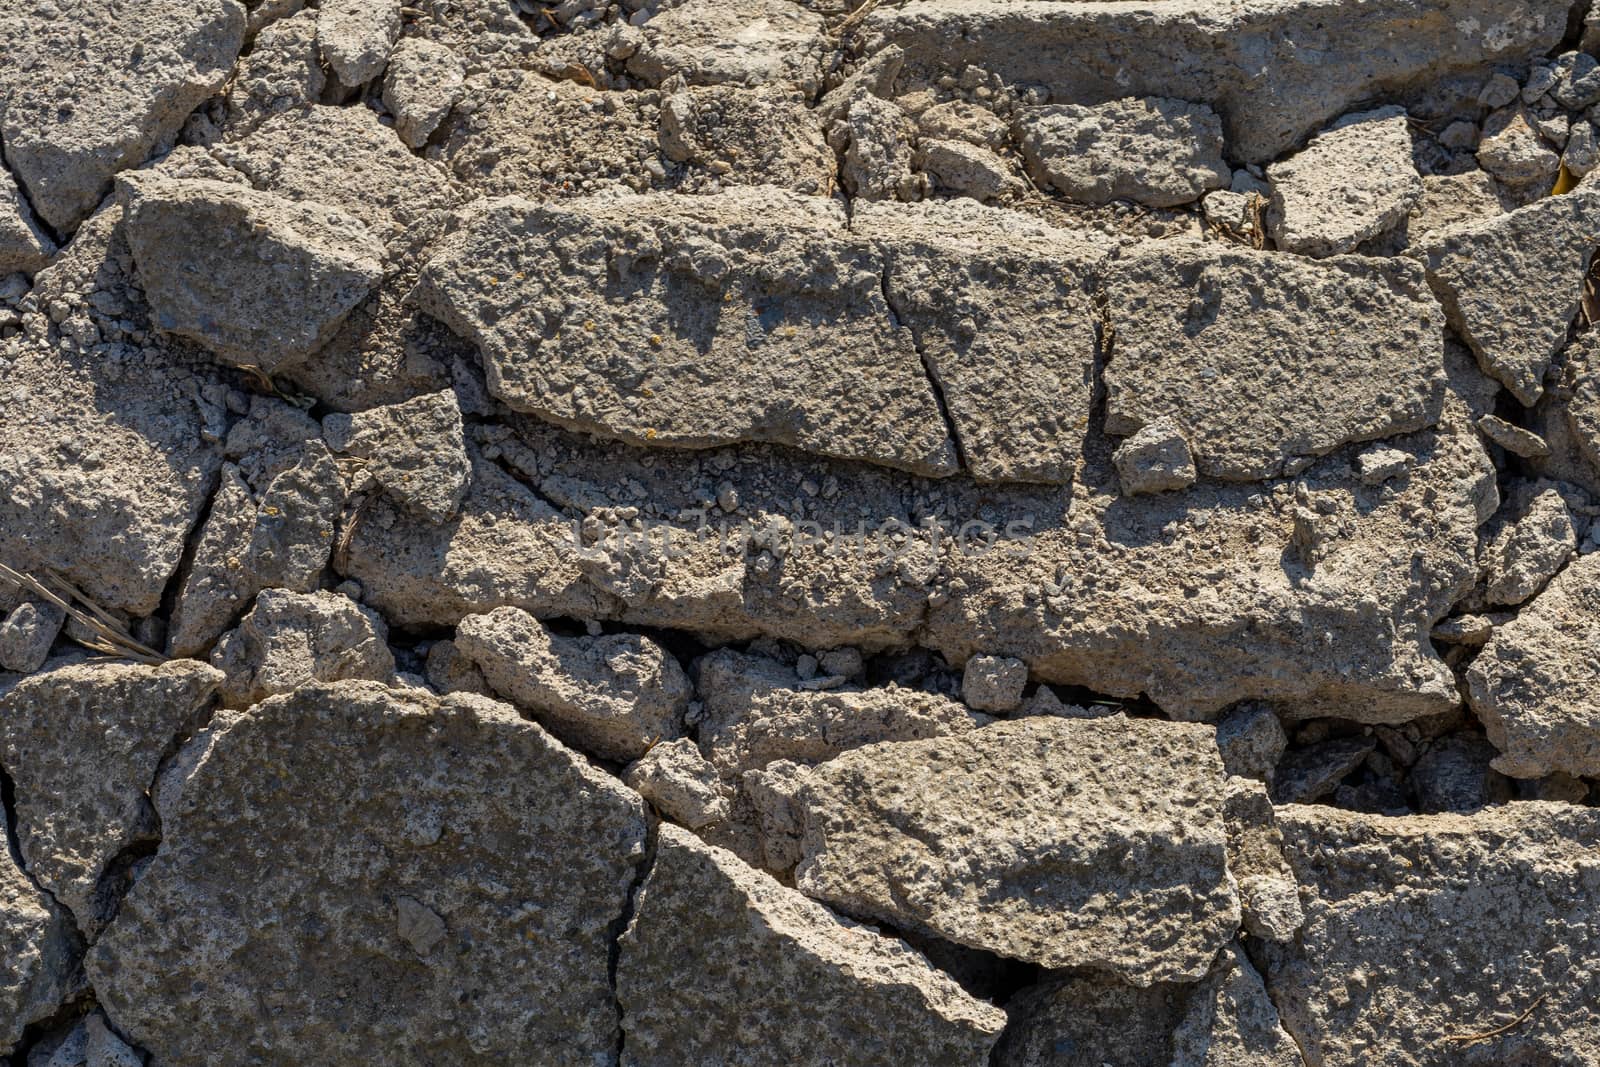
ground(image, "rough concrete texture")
xmin=617 ymin=825 xmax=1006 ymax=1065
xmin=7 ymin=1 xmax=1600 ymax=1061
xmin=88 ymin=683 xmax=649 ymax=1065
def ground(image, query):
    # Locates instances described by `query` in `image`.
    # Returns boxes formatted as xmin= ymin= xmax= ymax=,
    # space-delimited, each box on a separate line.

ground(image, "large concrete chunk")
xmin=415 ymin=191 xmax=958 ymax=476
xmin=1016 ymin=97 xmax=1230 ymax=208
xmin=89 ymin=682 xmax=649 ymax=1066
xmin=866 ymin=0 xmax=1569 ymax=163
xmin=0 ymin=660 xmax=222 ymax=935
xmin=1266 ymin=106 xmax=1421 ymax=257
xmin=1104 ymin=244 xmax=1444 ymax=481
xmin=853 ymin=199 xmax=1109 ymax=484
xmin=790 ymin=716 xmax=1239 ymax=982
xmin=1260 ymin=803 xmax=1600 ymax=1065
xmin=121 ymin=177 xmax=385 ymax=373
xmin=0 ymin=841 xmax=80 ymax=1057
xmin=0 ymin=0 xmax=245 ymax=232
xmin=1410 ymin=190 xmax=1600 ymax=405
xmin=625 ymin=0 xmax=830 ymax=95
xmin=617 ymin=825 xmax=1006 ymax=1066
xmin=1466 ymin=551 xmax=1600 ymax=778
xmin=455 ymin=605 xmax=689 ymax=762
xmin=211 ymin=589 xmax=396 ymax=708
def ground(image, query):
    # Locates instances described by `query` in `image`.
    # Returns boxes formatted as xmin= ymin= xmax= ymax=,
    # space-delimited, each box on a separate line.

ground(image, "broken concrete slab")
xmin=120 ymin=176 xmax=386 ymax=374
xmin=322 ymin=389 xmax=471 ymax=523
xmin=1016 ymin=97 xmax=1230 ymax=208
xmin=220 ymin=8 xmax=325 ymax=139
xmin=1266 ymin=106 xmax=1421 ymax=257
xmin=623 ymin=738 xmax=728 ymax=828
xmin=0 ymin=0 xmax=245 ymax=232
xmin=0 ymin=839 xmax=81 ymax=1058
xmin=1260 ymin=802 xmax=1600 ymax=1065
xmin=618 ymin=825 xmax=1005 ymax=1065
xmin=1409 ymin=189 xmax=1600 ymax=406
xmin=1467 ymin=551 xmax=1600 ymax=778
xmin=790 ymin=715 xmax=1238 ymax=982
xmin=0 ymin=660 xmax=222 ymax=935
xmin=211 ymin=589 xmax=396 ymax=708
xmin=89 ymin=682 xmax=649 ymax=1064
xmin=0 ymin=164 xmax=54 ymax=275
xmin=625 ymin=0 xmax=829 ymax=96
xmin=1482 ymin=485 xmax=1575 ymax=606
xmin=695 ymin=649 xmax=987 ymax=778
xmin=416 ymin=190 xmax=957 ymax=475
xmin=852 ymin=198 xmax=1109 ymax=484
xmin=1104 ymin=244 xmax=1445 ymax=481
xmin=454 ymin=605 xmax=689 ymax=762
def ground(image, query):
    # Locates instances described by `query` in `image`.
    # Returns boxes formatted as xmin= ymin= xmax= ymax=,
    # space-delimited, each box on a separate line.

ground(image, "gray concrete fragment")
xmin=1271 ymin=737 xmax=1374 ymax=804
xmin=455 ymin=605 xmax=688 ymax=762
xmin=0 ymin=660 xmax=222 ymax=935
xmin=1104 ymin=245 xmax=1445 ymax=481
xmin=1215 ymin=703 xmax=1287 ymax=785
xmin=1223 ymin=778 xmax=1304 ymax=942
xmin=918 ymin=139 xmax=1025 ymax=201
xmin=960 ymin=654 xmax=1026 ymax=712
xmin=1476 ymin=107 xmax=1560 ymax=185
xmin=323 ymin=390 xmax=470 ymax=523
xmin=1017 ymin=97 xmax=1229 ymax=207
xmin=617 ymin=825 xmax=1006 ymax=1066
xmin=625 ymin=0 xmax=829 ymax=95
xmin=382 ymin=38 xmax=466 ymax=149
xmin=790 ymin=716 xmax=1238 ymax=981
xmin=221 ymin=9 xmax=325 ymax=139
xmin=1476 ymin=414 xmax=1551 ymax=458
xmin=837 ymin=95 xmax=920 ymax=201
xmin=1483 ymin=486 xmax=1575 ymax=606
xmin=623 ymin=738 xmax=729 ymax=828
xmin=0 ymin=601 xmax=65 ymax=674
xmin=0 ymin=165 xmax=54 ymax=275
xmin=89 ymin=683 xmax=649 ymax=1065
xmin=211 ymin=589 xmax=396 ymax=708
xmin=1410 ymin=734 xmax=1512 ymax=813
xmin=1114 ymin=417 xmax=1198 ymax=495
xmin=1266 ymin=106 xmax=1420 ymax=257
xmin=0 ymin=841 xmax=80 ymax=1057
xmin=317 ymin=0 xmax=401 ymax=88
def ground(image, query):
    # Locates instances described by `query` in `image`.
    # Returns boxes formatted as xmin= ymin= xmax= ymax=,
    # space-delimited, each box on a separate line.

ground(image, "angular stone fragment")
xmin=1223 ymin=778 xmax=1304 ymax=942
xmin=121 ymin=177 xmax=385 ymax=373
xmin=221 ymin=9 xmax=325 ymax=139
xmin=618 ymin=825 xmax=1005 ymax=1066
xmin=854 ymin=199 xmax=1108 ymax=483
xmin=323 ymin=390 xmax=471 ymax=522
xmin=868 ymin=0 xmax=1569 ymax=163
xmin=211 ymin=589 xmax=396 ymax=708
xmin=1215 ymin=703 xmax=1287 ymax=784
xmin=960 ymin=654 xmax=1027 ymax=712
xmin=623 ymin=738 xmax=728 ymax=829
xmin=695 ymin=650 xmax=986 ymax=778
xmin=0 ymin=660 xmax=222 ymax=934
xmin=1475 ymin=414 xmax=1550 ymax=458
xmin=835 ymin=94 xmax=921 ymax=202
xmin=791 ymin=716 xmax=1238 ymax=981
xmin=317 ymin=0 xmax=401 ymax=88
xmin=1466 ymin=552 xmax=1600 ymax=777
xmin=1353 ymin=445 xmax=1411 ymax=485
xmin=400 ymin=0 xmax=539 ymax=74
xmin=0 ymin=601 xmax=65 ymax=674
xmin=0 ymin=164 xmax=54 ymax=275
xmin=0 ymin=0 xmax=245 ymax=232
xmin=0 ymin=841 xmax=80 ymax=1057
xmin=1104 ymin=244 xmax=1445 ymax=481
xmin=1271 ymin=737 xmax=1374 ymax=804
xmin=422 ymin=638 xmax=490 ymax=696
xmin=382 ymin=38 xmax=465 ymax=149
xmin=416 ymin=191 xmax=956 ymax=475
xmin=1114 ymin=417 xmax=1198 ymax=495
xmin=1017 ymin=97 xmax=1229 ymax=207
xmin=1267 ymin=106 xmax=1420 ymax=257
xmin=919 ymin=139 xmax=1025 ymax=201
xmin=1410 ymin=734 xmax=1512 ymax=813
xmin=454 ymin=606 xmax=688 ymax=762
xmin=626 ymin=0 xmax=829 ymax=95
xmin=1260 ymin=803 xmax=1600 ymax=1065
xmin=1483 ymin=486 xmax=1575 ymax=606
xmin=1410 ymin=190 xmax=1600 ymax=405
xmin=89 ymin=683 xmax=649 ymax=1064
xmin=1476 ymin=107 xmax=1560 ymax=185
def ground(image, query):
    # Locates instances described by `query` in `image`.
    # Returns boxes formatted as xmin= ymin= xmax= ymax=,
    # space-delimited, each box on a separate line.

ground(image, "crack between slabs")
xmin=607 ymin=814 xmax=658 ymax=1067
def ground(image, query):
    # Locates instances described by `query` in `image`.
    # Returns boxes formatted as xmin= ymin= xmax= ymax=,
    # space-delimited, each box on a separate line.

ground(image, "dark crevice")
xmin=607 ymin=815 xmax=658 ymax=1066
xmin=9 ymin=995 xmax=93 ymax=1067
xmin=1 ymin=761 xmax=25 ymax=873
xmin=877 ymin=257 xmax=972 ymax=476
xmin=0 ymin=131 xmax=66 ymax=252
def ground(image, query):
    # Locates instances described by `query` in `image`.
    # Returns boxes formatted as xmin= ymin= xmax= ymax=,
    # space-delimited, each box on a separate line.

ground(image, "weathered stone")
xmin=1410 ymin=190 xmax=1600 ymax=405
xmin=960 ymin=654 xmax=1027 ymax=712
xmin=1017 ymin=97 xmax=1228 ymax=207
xmin=622 ymin=738 xmax=729 ymax=828
xmin=0 ymin=0 xmax=245 ymax=232
xmin=1404 ymin=171 xmax=1505 ymax=241
xmin=1466 ymin=551 xmax=1600 ymax=777
xmin=454 ymin=605 xmax=688 ymax=762
xmin=1476 ymin=107 xmax=1560 ymax=185
xmin=0 ymin=660 xmax=222 ymax=934
xmin=1353 ymin=445 xmax=1412 ymax=485
xmin=918 ymin=139 xmax=1025 ymax=201
xmin=220 ymin=9 xmax=325 ymax=139
xmin=120 ymin=176 xmax=385 ymax=374
xmin=0 ymin=164 xmax=54 ymax=275
xmin=695 ymin=650 xmax=986 ymax=778
xmin=1483 ymin=486 xmax=1575 ymax=606
xmin=854 ymin=199 xmax=1107 ymax=484
xmin=626 ymin=0 xmax=828 ymax=95
xmin=1215 ymin=703 xmax=1288 ymax=784
xmin=1266 ymin=106 xmax=1420 ymax=257
xmin=1271 ymin=736 xmax=1375 ymax=804
xmin=323 ymin=390 xmax=470 ymax=522
xmin=1114 ymin=417 xmax=1199 ymax=495
xmin=790 ymin=716 xmax=1237 ymax=981
xmin=422 ymin=638 xmax=490 ymax=696
xmin=618 ymin=825 xmax=1005 ymax=1066
xmin=1410 ymin=734 xmax=1513 ymax=813
xmin=1223 ymin=778 xmax=1304 ymax=942
xmin=417 ymin=190 xmax=956 ymax=475
xmin=0 ymin=601 xmax=65 ymax=674
xmin=317 ymin=0 xmax=401 ymax=88
xmin=382 ymin=38 xmax=465 ymax=149
xmin=400 ymin=0 xmax=539 ymax=74
xmin=211 ymin=589 xmax=396 ymax=708
xmin=1104 ymin=244 xmax=1445 ymax=480
xmin=0 ymin=840 xmax=80 ymax=1057
xmin=835 ymin=94 xmax=920 ymax=201
xmin=868 ymin=0 xmax=1568 ymax=163
xmin=89 ymin=682 xmax=649 ymax=1064
xmin=1260 ymin=803 xmax=1600 ymax=1065
xmin=1475 ymin=414 xmax=1551 ymax=458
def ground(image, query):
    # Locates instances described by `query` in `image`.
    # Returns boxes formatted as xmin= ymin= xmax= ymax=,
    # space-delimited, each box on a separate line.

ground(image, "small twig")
xmin=0 ymin=562 xmax=165 ymax=664
xmin=834 ymin=0 xmax=883 ymax=36
xmin=1445 ymin=993 xmax=1546 ymax=1046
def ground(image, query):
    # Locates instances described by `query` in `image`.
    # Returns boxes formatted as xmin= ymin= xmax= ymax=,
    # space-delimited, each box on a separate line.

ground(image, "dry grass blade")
xmin=834 ymin=0 xmax=883 ymax=36
xmin=1445 ymin=993 xmax=1546 ymax=1046
xmin=0 ymin=561 xmax=166 ymax=665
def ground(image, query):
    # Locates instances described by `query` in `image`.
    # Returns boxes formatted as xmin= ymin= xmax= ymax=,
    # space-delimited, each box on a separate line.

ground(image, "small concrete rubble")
xmin=1266 ymin=107 xmax=1421 ymax=257
xmin=322 ymin=389 xmax=471 ymax=523
xmin=210 ymin=588 xmax=396 ymax=707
